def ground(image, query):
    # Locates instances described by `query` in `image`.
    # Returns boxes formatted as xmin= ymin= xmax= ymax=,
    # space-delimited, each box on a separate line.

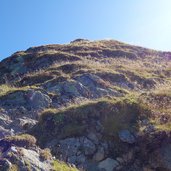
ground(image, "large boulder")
xmin=57 ymin=138 xmax=81 ymax=160
xmin=20 ymin=148 xmax=53 ymax=171
xmin=74 ymin=73 xmax=120 ymax=98
xmin=1 ymin=146 xmax=53 ymax=171
xmin=56 ymin=137 xmax=97 ymax=165
xmin=45 ymin=80 xmax=89 ymax=98
xmin=0 ymin=89 xmax=52 ymax=111
xmin=26 ymin=89 xmax=52 ymax=110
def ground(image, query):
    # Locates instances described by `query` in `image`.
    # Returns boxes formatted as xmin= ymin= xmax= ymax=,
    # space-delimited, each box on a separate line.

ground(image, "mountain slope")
xmin=0 ymin=39 xmax=171 ymax=171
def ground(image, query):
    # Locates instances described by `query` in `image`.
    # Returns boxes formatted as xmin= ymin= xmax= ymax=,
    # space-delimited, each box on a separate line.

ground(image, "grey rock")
xmin=160 ymin=144 xmax=171 ymax=169
xmin=0 ymin=90 xmax=51 ymax=112
xmin=116 ymin=157 xmax=124 ymax=164
xmin=0 ymin=158 xmax=12 ymax=170
xmin=98 ymin=158 xmax=119 ymax=171
xmin=0 ymin=126 xmax=14 ymax=139
xmin=82 ymin=137 xmax=96 ymax=156
xmin=26 ymin=90 xmax=52 ymax=110
xmin=58 ymin=138 xmax=81 ymax=160
xmin=63 ymin=81 xmax=89 ymax=97
xmin=95 ymin=121 xmax=104 ymax=132
xmin=21 ymin=147 xmax=53 ymax=171
xmin=93 ymin=147 xmax=105 ymax=161
xmin=150 ymin=144 xmax=171 ymax=170
xmin=0 ymin=110 xmax=12 ymax=127
xmin=87 ymin=132 xmax=99 ymax=145
xmin=144 ymin=124 xmax=156 ymax=133
xmin=75 ymin=73 xmax=119 ymax=98
xmin=118 ymin=130 xmax=136 ymax=144
xmin=84 ymin=162 xmax=99 ymax=171
xmin=17 ymin=117 xmax=37 ymax=130
xmin=122 ymin=150 xmax=134 ymax=163
xmin=140 ymin=119 xmax=149 ymax=126
xmin=57 ymin=136 xmax=97 ymax=165
xmin=101 ymin=142 xmax=109 ymax=154
xmin=68 ymin=155 xmax=77 ymax=164
xmin=68 ymin=154 xmax=86 ymax=164
xmin=46 ymin=80 xmax=89 ymax=98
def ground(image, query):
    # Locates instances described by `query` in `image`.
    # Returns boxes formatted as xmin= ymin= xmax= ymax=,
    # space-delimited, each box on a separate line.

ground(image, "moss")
xmin=53 ymin=160 xmax=79 ymax=171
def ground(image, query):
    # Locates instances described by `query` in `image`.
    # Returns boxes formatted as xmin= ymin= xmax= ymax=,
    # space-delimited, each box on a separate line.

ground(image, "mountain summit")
xmin=0 ymin=39 xmax=171 ymax=171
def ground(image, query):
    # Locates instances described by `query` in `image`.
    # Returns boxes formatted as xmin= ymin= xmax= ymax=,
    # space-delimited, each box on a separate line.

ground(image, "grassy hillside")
xmin=0 ymin=39 xmax=171 ymax=171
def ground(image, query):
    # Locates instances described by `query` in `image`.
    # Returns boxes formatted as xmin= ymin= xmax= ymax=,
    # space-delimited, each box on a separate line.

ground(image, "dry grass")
xmin=39 ymin=148 xmax=52 ymax=160
xmin=0 ymin=84 xmax=39 ymax=97
xmin=5 ymin=134 xmax=37 ymax=147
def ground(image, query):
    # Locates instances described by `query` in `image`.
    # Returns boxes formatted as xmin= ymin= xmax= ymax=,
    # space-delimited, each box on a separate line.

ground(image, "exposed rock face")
xmin=0 ymin=145 xmax=53 ymax=171
xmin=26 ymin=89 xmax=52 ymax=110
xmin=0 ymin=126 xmax=13 ymax=139
xmin=0 ymin=89 xmax=51 ymax=110
xmin=0 ymin=39 xmax=171 ymax=170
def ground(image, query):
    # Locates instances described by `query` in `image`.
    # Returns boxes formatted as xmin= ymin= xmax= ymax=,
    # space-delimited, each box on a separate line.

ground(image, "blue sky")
xmin=1 ymin=0 xmax=171 ymax=60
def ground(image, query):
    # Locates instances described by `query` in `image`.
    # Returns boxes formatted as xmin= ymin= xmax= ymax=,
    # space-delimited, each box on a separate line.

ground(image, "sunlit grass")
xmin=53 ymin=160 xmax=79 ymax=171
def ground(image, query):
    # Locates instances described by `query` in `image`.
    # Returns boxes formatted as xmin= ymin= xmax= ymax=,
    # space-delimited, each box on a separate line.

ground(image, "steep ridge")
xmin=0 ymin=39 xmax=171 ymax=171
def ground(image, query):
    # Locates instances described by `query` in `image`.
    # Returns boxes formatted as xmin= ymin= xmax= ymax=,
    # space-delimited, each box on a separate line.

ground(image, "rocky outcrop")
xmin=0 ymin=145 xmax=53 ymax=171
xmin=44 ymin=73 xmax=121 ymax=107
xmin=0 ymin=89 xmax=51 ymax=110
xmin=0 ymin=39 xmax=171 ymax=170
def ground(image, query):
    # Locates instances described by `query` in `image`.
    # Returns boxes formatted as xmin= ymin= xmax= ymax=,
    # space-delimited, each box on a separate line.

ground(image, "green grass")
xmin=53 ymin=160 xmax=79 ymax=171
xmin=34 ymin=95 xmax=151 ymax=145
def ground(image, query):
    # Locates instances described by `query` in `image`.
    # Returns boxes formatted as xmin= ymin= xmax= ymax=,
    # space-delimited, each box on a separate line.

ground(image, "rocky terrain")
xmin=0 ymin=39 xmax=171 ymax=171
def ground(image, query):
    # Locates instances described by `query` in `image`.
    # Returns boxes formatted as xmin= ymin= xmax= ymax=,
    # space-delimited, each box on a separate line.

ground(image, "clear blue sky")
xmin=1 ymin=0 xmax=171 ymax=60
